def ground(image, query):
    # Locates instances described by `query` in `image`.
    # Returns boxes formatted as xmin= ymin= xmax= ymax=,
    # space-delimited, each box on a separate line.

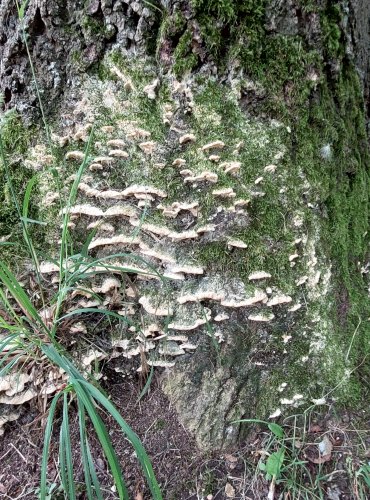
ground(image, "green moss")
xmin=173 ymin=30 xmax=199 ymax=77
xmin=0 ymin=112 xmax=36 ymax=240
xmin=81 ymin=16 xmax=105 ymax=37
xmin=159 ymin=0 xmax=370 ymax=409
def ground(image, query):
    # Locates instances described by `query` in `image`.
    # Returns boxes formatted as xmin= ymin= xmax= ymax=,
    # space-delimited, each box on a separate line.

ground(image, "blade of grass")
xmin=40 ymin=391 xmax=63 ymax=500
xmin=59 ymin=411 xmax=68 ymax=495
xmin=61 ymin=392 xmax=76 ymax=500
xmin=78 ymin=400 xmax=94 ymax=500
xmin=77 ymin=399 xmax=103 ymax=500
xmin=77 ymin=379 xmax=163 ymax=499
xmin=0 ymin=354 xmax=25 ymax=377
xmin=86 ymin=439 xmax=104 ymax=500
xmin=0 ymin=262 xmax=49 ymax=334
xmin=137 ymin=366 xmax=154 ymax=403
xmin=73 ymin=382 xmax=129 ymax=500
xmin=58 ymin=308 xmax=134 ymax=326
xmin=0 ymin=135 xmax=42 ymax=275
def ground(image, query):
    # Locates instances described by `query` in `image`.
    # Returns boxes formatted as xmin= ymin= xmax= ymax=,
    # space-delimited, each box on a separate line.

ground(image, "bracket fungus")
xmin=143 ymin=78 xmax=159 ymax=99
xmin=248 ymin=312 xmax=275 ymax=322
xmin=184 ymin=171 xmax=218 ymax=183
xmin=267 ymin=294 xmax=293 ymax=307
xmin=139 ymin=296 xmax=173 ymax=316
xmin=88 ymin=234 xmax=141 ymax=250
xmin=139 ymin=141 xmax=156 ymax=154
xmin=227 ymin=239 xmax=247 ymax=250
xmin=109 ymin=149 xmax=129 ymax=158
xmin=65 ymin=151 xmax=85 ymax=161
xmin=179 ymin=133 xmax=196 ymax=144
xmin=221 ymin=161 xmax=241 ymax=175
xmin=201 ymin=140 xmax=225 ymax=151
xmin=248 ymin=271 xmax=272 ymax=280
xmin=212 ymin=188 xmax=236 ymax=198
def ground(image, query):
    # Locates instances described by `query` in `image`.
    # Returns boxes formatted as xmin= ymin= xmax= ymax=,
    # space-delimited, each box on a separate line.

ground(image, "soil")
xmin=0 ymin=369 xmax=369 ymax=499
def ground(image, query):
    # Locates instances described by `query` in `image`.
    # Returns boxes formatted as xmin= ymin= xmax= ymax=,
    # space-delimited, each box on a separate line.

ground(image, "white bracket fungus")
xmin=107 ymin=139 xmax=126 ymax=148
xmin=227 ymin=239 xmax=247 ymax=249
xmin=184 ymin=171 xmax=218 ymax=183
xmin=264 ymin=164 xmax=277 ymax=173
xmin=221 ymin=161 xmax=241 ymax=175
xmin=143 ymin=78 xmax=159 ymax=99
xmin=267 ymin=294 xmax=293 ymax=307
xmin=138 ymin=296 xmax=173 ymax=316
xmin=201 ymin=140 xmax=225 ymax=151
xmin=248 ymin=312 xmax=275 ymax=322
xmin=248 ymin=271 xmax=272 ymax=280
xmin=179 ymin=133 xmax=196 ymax=144
xmin=65 ymin=151 xmax=85 ymax=161
xmin=139 ymin=141 xmax=156 ymax=154
xmin=109 ymin=149 xmax=129 ymax=158
xmin=88 ymin=234 xmax=141 ymax=250
xmin=212 ymin=188 xmax=236 ymax=198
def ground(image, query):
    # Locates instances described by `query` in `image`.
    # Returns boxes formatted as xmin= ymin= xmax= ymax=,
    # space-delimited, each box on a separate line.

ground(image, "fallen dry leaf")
xmin=225 ymin=453 xmax=238 ymax=469
xmin=225 ymin=482 xmax=235 ymax=498
xmin=307 ymin=435 xmax=333 ymax=464
xmin=225 ymin=453 xmax=238 ymax=463
xmin=309 ymin=424 xmax=323 ymax=433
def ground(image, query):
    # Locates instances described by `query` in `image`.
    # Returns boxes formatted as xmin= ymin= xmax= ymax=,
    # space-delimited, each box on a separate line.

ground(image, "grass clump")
xmin=0 ymin=126 xmax=162 ymax=498
xmin=0 ymin=4 xmax=162 ymax=497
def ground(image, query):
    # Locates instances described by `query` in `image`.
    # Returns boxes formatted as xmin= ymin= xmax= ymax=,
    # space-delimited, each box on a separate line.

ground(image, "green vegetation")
xmin=0 ymin=4 xmax=162 ymax=498
xmin=233 ymin=415 xmax=370 ymax=499
xmin=165 ymin=0 xmax=369 ymax=404
xmin=0 ymin=126 xmax=162 ymax=498
xmin=0 ymin=111 xmax=36 ymax=238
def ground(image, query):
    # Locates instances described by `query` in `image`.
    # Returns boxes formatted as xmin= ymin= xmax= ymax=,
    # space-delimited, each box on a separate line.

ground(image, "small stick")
xmin=8 ymin=443 xmax=27 ymax=463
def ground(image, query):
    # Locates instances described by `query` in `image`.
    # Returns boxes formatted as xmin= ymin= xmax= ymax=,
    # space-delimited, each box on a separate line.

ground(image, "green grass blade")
xmin=0 ymin=261 xmax=48 ymax=331
xmin=22 ymin=174 xmax=39 ymax=221
xmin=137 ymin=366 xmax=154 ymax=403
xmin=73 ymin=381 xmax=129 ymax=500
xmin=77 ymin=400 xmax=94 ymax=500
xmin=59 ymin=413 xmax=68 ymax=495
xmin=0 ymin=354 xmax=24 ymax=377
xmin=77 ymin=379 xmax=162 ymax=499
xmin=80 ymin=228 xmax=99 ymax=259
xmin=61 ymin=392 xmax=76 ymax=500
xmin=59 ymin=128 xmax=95 ymax=280
xmin=40 ymin=391 xmax=63 ymax=500
xmin=51 ymin=287 xmax=103 ymax=306
xmin=0 ymin=333 xmax=20 ymax=353
xmin=78 ymin=400 xmax=103 ymax=500
xmin=0 ymin=288 xmax=23 ymax=323
xmin=20 ymin=216 xmax=47 ymax=226
xmin=86 ymin=440 xmax=104 ymax=500
xmin=0 ymin=242 xmax=16 ymax=247
xmin=0 ymin=135 xmax=41 ymax=272
xmin=58 ymin=308 xmax=133 ymax=326
xmin=16 ymin=0 xmax=29 ymax=20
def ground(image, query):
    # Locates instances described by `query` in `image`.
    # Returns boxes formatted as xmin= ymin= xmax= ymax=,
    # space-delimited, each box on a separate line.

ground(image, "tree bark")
xmin=1 ymin=0 xmax=369 ymax=449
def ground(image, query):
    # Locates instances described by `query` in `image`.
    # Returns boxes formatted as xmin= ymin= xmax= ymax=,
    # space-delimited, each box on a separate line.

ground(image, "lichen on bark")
xmin=0 ymin=0 xmax=369 ymax=449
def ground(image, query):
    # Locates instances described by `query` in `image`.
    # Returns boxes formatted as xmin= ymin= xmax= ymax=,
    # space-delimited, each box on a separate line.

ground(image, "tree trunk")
xmin=1 ymin=0 xmax=369 ymax=449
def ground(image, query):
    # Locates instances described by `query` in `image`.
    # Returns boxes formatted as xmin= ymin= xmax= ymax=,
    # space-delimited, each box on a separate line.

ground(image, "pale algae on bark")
xmin=0 ymin=50 xmax=350 ymax=447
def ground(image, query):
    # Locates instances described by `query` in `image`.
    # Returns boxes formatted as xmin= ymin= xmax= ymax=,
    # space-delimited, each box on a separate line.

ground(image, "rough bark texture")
xmin=1 ymin=0 xmax=369 ymax=449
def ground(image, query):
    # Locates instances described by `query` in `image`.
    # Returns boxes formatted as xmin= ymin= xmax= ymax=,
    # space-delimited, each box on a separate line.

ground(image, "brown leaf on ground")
xmin=309 ymin=424 xmax=323 ymax=433
xmin=225 ymin=482 xmax=236 ymax=498
xmin=306 ymin=435 xmax=333 ymax=464
xmin=225 ymin=453 xmax=238 ymax=469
